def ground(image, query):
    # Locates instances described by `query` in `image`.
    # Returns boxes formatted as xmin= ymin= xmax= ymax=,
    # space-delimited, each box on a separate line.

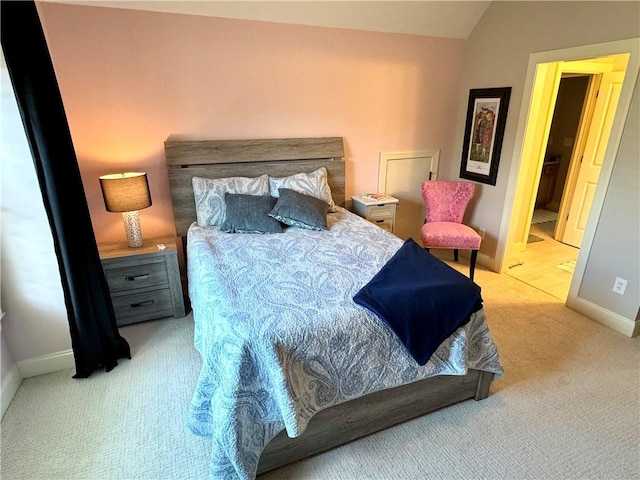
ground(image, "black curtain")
xmin=1 ymin=0 xmax=131 ymax=378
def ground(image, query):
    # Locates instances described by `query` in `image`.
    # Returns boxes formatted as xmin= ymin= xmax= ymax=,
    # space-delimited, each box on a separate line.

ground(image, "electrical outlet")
xmin=478 ymin=227 xmax=486 ymax=239
xmin=612 ymin=277 xmax=627 ymax=295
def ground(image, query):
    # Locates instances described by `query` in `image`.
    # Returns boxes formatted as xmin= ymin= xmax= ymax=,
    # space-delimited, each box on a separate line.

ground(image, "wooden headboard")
xmin=164 ymin=137 xmax=346 ymax=239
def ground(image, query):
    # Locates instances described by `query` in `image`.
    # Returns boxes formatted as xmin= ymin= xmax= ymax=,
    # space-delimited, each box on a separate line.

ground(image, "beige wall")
xmin=579 ymin=75 xmax=639 ymax=320
xmin=37 ymin=2 xmax=466 ymax=245
xmin=453 ymin=1 xmax=639 ymax=323
xmin=447 ymin=1 xmax=640 ymax=257
xmin=2 ymin=1 xmax=638 ymax=375
xmin=3 ymin=1 xmax=467 ymax=365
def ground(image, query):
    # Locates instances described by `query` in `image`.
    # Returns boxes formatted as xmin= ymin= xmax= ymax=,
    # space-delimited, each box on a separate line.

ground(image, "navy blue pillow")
xmin=353 ymin=238 xmax=483 ymax=365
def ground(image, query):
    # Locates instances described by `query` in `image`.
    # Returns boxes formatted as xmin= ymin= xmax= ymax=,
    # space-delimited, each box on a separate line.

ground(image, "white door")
xmin=561 ymin=71 xmax=624 ymax=247
xmin=378 ymin=150 xmax=439 ymax=241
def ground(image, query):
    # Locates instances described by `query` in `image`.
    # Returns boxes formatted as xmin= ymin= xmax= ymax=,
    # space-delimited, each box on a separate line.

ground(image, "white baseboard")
xmin=567 ymin=296 xmax=638 ymax=337
xmin=475 ymin=252 xmax=637 ymax=338
xmin=16 ymin=349 xmax=75 ymax=378
xmin=1 ymin=364 xmax=23 ymax=419
xmin=477 ymin=251 xmax=497 ymax=273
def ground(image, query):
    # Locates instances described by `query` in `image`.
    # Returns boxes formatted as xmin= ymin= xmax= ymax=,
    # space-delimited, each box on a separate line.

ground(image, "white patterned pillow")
xmin=269 ymin=167 xmax=336 ymax=212
xmin=192 ymin=174 xmax=269 ymax=227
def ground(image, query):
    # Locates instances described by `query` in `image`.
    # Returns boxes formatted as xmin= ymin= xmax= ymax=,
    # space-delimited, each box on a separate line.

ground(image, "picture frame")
xmin=459 ymin=87 xmax=511 ymax=186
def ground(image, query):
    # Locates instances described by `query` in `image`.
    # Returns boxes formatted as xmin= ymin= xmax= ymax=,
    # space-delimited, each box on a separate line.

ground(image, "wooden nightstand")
xmin=98 ymin=235 xmax=186 ymax=326
xmin=351 ymin=194 xmax=400 ymax=233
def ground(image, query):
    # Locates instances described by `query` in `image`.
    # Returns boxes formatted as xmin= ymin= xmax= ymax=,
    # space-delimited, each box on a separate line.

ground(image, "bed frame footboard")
xmin=257 ymin=369 xmax=494 ymax=475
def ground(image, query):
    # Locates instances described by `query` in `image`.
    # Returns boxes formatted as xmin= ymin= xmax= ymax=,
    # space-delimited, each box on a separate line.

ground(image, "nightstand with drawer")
xmin=98 ymin=235 xmax=186 ymax=326
xmin=351 ymin=194 xmax=399 ymax=233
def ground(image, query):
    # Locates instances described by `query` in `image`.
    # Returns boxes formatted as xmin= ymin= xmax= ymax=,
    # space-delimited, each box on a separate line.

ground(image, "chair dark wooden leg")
xmin=453 ymin=249 xmax=459 ymax=262
xmin=469 ymin=249 xmax=478 ymax=281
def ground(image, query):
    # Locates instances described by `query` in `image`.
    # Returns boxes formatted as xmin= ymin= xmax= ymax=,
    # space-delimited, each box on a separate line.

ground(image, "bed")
xmin=164 ymin=136 xmax=503 ymax=479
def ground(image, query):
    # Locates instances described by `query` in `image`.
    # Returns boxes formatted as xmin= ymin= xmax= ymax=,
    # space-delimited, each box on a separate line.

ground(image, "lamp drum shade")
xmin=99 ymin=172 xmax=152 ymax=213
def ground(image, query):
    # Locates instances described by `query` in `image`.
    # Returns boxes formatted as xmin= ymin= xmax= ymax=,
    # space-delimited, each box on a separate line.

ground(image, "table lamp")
xmin=99 ymin=172 xmax=152 ymax=248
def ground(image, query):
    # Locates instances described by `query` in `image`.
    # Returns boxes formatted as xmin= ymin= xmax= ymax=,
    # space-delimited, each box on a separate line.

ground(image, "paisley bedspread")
xmin=185 ymin=206 xmax=503 ymax=480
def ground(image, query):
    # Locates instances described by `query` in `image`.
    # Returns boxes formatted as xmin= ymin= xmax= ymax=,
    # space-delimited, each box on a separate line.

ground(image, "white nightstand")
xmin=351 ymin=194 xmax=399 ymax=233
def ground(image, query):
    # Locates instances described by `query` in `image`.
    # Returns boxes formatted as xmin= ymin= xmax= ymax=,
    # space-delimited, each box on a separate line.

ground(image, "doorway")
xmin=507 ymin=75 xmax=589 ymax=300
xmin=501 ymin=50 xmax=630 ymax=301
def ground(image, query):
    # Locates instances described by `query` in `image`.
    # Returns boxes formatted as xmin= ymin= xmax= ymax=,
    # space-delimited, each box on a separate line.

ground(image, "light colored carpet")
xmin=2 ymin=262 xmax=639 ymax=480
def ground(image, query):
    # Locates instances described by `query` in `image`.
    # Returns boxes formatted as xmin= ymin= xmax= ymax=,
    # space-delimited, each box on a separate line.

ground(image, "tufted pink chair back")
xmin=421 ymin=181 xmax=475 ymax=224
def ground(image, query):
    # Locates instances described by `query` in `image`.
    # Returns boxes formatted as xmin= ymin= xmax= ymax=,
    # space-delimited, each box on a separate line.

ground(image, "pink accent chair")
xmin=420 ymin=181 xmax=482 ymax=281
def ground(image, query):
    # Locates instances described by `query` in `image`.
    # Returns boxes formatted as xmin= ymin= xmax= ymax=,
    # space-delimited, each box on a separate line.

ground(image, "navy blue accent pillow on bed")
xmin=353 ymin=238 xmax=483 ymax=365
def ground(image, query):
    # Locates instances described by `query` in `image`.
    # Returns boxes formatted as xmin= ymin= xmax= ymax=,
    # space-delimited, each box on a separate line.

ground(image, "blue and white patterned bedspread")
xmin=185 ymin=206 xmax=503 ymax=480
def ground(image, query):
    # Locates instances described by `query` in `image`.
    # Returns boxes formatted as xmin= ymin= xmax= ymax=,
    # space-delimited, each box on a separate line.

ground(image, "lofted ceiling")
xmin=42 ymin=1 xmax=493 ymax=39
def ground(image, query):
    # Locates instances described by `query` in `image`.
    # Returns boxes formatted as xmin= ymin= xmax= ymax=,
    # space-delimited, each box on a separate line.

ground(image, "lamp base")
xmin=122 ymin=210 xmax=144 ymax=248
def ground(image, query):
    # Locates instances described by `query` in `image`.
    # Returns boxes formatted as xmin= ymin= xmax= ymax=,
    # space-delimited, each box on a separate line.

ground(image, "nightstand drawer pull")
xmin=131 ymin=300 xmax=154 ymax=308
xmin=104 ymin=262 xmax=169 ymax=292
xmin=126 ymin=274 xmax=150 ymax=282
xmin=367 ymin=204 xmax=396 ymax=220
xmin=111 ymin=287 xmax=174 ymax=325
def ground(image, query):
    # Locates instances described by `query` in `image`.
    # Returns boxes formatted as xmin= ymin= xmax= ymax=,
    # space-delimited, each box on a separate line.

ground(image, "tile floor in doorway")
xmin=506 ymin=218 xmax=579 ymax=301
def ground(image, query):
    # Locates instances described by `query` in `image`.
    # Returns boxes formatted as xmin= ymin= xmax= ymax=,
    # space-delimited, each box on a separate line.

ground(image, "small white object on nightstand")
xmin=157 ymin=244 xmax=166 ymax=251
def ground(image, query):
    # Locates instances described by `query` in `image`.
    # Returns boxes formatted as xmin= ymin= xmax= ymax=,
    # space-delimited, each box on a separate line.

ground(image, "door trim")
xmin=497 ymin=38 xmax=640 ymax=306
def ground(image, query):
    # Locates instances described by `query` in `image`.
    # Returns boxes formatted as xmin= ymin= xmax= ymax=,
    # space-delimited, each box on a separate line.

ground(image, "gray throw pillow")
xmin=269 ymin=188 xmax=330 ymax=231
xmin=221 ymin=194 xmax=283 ymax=234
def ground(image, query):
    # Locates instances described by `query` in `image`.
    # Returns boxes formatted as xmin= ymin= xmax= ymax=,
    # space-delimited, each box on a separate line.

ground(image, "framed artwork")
xmin=459 ymin=87 xmax=511 ymax=185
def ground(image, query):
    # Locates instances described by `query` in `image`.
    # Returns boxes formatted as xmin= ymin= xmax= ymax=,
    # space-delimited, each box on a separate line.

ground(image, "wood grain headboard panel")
xmin=164 ymin=137 xmax=345 ymax=238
